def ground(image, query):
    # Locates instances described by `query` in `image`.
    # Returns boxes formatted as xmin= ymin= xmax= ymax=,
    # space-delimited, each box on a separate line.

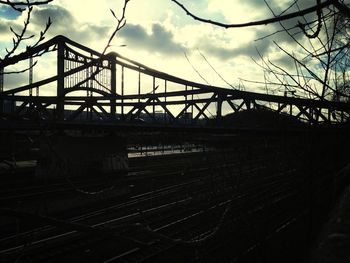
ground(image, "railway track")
xmin=0 ymin=147 xmax=305 ymax=263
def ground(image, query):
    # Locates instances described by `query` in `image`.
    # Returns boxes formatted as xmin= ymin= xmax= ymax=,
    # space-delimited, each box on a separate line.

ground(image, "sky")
xmin=0 ymin=0 xmax=339 ymax=96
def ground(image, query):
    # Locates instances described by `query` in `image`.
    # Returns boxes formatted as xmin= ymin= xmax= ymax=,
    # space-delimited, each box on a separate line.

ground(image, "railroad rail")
xmin=1 ymin=133 xmax=347 ymax=263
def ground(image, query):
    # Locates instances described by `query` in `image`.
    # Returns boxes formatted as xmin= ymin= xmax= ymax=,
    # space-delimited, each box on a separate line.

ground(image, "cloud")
xmin=31 ymin=5 xmax=74 ymax=28
xmin=0 ymin=14 xmax=30 ymax=41
xmin=208 ymin=0 xmax=273 ymax=24
xmin=0 ymin=5 xmax=21 ymax=20
xmin=3 ymin=71 xmax=28 ymax=89
xmin=195 ymin=33 xmax=272 ymax=61
xmin=271 ymin=53 xmax=296 ymax=70
xmin=0 ymin=20 xmax=9 ymax=35
xmin=30 ymin=5 xmax=110 ymax=45
xmin=119 ymin=23 xmax=186 ymax=56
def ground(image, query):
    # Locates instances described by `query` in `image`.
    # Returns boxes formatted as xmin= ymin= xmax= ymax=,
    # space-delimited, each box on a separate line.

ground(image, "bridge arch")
xmin=63 ymin=87 xmax=114 ymax=97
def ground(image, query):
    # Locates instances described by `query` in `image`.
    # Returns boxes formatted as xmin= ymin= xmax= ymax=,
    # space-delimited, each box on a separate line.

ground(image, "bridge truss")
xmin=0 ymin=35 xmax=349 ymax=127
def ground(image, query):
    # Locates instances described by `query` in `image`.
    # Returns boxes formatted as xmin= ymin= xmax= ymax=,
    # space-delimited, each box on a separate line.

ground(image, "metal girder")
xmin=0 ymin=35 xmax=349 ymax=127
xmin=95 ymin=104 xmax=111 ymax=120
xmin=193 ymin=94 xmax=217 ymax=120
xmin=295 ymin=105 xmax=317 ymax=125
xmin=15 ymin=102 xmax=29 ymax=115
xmin=125 ymin=97 xmax=153 ymax=120
xmin=66 ymin=103 xmax=87 ymax=121
xmin=226 ymin=99 xmax=238 ymax=113
xmin=175 ymin=104 xmax=191 ymax=119
xmin=154 ymin=98 xmax=176 ymax=121
xmin=91 ymin=106 xmax=106 ymax=121
xmin=33 ymin=102 xmax=53 ymax=119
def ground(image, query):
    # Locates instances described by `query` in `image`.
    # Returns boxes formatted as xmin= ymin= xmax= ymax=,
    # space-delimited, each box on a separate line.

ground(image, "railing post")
xmin=57 ymin=39 xmax=65 ymax=121
xmin=110 ymin=55 xmax=116 ymax=119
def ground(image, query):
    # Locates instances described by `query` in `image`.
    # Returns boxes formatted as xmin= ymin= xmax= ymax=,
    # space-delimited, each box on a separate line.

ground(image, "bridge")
xmin=0 ymin=35 xmax=349 ymax=130
xmin=1 ymin=36 xmax=350 ymax=263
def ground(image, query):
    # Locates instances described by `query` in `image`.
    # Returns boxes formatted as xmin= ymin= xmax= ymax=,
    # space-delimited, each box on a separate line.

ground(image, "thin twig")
xmin=197 ymin=49 xmax=236 ymax=89
xmin=0 ymin=0 xmax=53 ymax=12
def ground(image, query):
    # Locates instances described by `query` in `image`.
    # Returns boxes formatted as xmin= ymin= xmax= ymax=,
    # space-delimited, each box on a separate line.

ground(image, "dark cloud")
xmin=0 ymin=20 xmax=8 ymax=34
xmin=250 ymin=0 xmax=273 ymax=9
xmin=30 ymin=5 xmax=109 ymax=44
xmin=271 ymin=54 xmax=295 ymax=70
xmin=119 ymin=23 xmax=186 ymax=56
xmin=248 ymin=0 xmax=322 ymax=47
xmin=198 ymin=37 xmax=272 ymax=61
xmin=0 ymin=15 xmax=26 ymax=37
xmin=32 ymin=5 xmax=74 ymax=28
xmin=265 ymin=0 xmax=319 ymax=42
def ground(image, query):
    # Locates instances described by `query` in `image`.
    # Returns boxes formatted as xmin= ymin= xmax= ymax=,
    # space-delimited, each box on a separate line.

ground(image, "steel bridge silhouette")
xmin=0 ymin=35 xmax=349 ymax=129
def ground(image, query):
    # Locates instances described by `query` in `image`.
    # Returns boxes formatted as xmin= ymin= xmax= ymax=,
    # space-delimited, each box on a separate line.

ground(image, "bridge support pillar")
xmin=245 ymin=100 xmax=251 ymax=111
xmin=57 ymin=40 xmax=65 ymax=121
xmin=216 ymin=95 xmax=223 ymax=122
xmin=110 ymin=55 xmax=116 ymax=120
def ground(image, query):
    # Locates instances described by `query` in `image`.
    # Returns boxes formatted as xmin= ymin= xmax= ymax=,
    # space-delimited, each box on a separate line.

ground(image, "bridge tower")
xmin=56 ymin=38 xmax=65 ymax=121
xmin=109 ymin=54 xmax=116 ymax=119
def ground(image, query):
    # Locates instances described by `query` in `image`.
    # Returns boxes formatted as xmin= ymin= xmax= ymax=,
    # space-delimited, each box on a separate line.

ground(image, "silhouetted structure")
xmin=0 ymin=35 xmax=349 ymax=130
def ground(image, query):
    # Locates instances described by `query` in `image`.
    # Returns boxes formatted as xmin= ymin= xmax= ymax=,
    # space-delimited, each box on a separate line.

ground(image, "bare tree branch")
xmin=101 ymin=0 xmax=130 ymax=56
xmin=197 ymin=49 xmax=236 ymax=90
xmin=171 ymin=0 xmax=348 ymax=29
xmin=0 ymin=1 xmax=52 ymax=75
xmin=0 ymin=0 xmax=53 ymax=12
xmin=183 ymin=50 xmax=210 ymax=85
xmin=297 ymin=0 xmax=323 ymax=38
xmin=2 ymin=60 xmax=37 ymax=74
xmin=274 ymin=41 xmax=350 ymax=99
xmin=1 ymin=5 xmax=33 ymax=61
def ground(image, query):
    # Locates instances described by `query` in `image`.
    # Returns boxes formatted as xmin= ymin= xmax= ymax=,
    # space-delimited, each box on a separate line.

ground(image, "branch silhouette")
xmin=0 ymin=1 xmax=52 ymax=74
xmin=0 ymin=0 xmax=53 ymax=12
xmin=171 ymin=0 xmax=349 ymax=29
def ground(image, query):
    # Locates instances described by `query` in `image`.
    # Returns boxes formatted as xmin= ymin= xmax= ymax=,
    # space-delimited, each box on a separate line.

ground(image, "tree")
xmin=0 ymin=0 xmax=129 ymax=72
xmin=257 ymin=3 xmax=349 ymax=100
xmin=172 ymin=0 xmax=350 ymax=104
xmin=0 ymin=1 xmax=52 ymax=71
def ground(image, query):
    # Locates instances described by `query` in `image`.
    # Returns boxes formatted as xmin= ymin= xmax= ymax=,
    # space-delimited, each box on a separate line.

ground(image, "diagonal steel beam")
xmin=66 ymin=103 xmax=87 ymax=121
xmin=154 ymin=98 xmax=175 ymax=121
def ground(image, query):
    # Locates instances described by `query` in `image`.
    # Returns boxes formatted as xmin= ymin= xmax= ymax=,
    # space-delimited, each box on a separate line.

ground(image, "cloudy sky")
xmin=0 ymin=0 xmax=334 ymax=95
